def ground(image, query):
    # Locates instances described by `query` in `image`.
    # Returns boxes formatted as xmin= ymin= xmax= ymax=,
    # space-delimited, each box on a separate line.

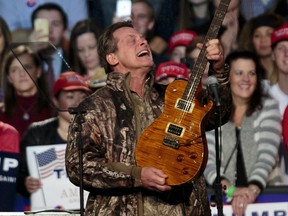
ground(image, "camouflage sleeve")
xmin=65 ymin=111 xmax=142 ymax=191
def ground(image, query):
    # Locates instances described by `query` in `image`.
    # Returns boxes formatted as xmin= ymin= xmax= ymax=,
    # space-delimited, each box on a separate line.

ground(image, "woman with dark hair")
xmin=0 ymin=17 xmax=11 ymax=66
xmin=69 ymin=18 xmax=106 ymax=89
xmin=0 ymin=45 xmax=53 ymax=136
xmin=238 ymin=13 xmax=285 ymax=83
xmin=204 ymin=50 xmax=282 ymax=216
xmin=0 ymin=16 xmax=12 ymax=100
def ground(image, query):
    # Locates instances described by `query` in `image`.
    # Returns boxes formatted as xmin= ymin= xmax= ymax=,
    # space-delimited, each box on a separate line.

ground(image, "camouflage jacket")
xmin=65 ymin=72 xmax=212 ymax=216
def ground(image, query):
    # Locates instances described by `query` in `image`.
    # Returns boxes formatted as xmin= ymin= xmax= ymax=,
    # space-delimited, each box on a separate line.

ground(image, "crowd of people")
xmin=0 ymin=0 xmax=287 ymax=215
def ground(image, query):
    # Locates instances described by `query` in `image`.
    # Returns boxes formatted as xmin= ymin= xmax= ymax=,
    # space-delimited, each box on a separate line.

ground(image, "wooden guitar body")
xmin=135 ymin=80 xmax=213 ymax=185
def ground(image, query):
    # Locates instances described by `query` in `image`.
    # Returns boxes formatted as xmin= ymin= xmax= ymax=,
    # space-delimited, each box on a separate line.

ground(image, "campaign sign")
xmin=211 ymin=202 xmax=288 ymax=215
xmin=26 ymin=144 xmax=88 ymax=211
xmin=0 ymin=151 xmax=20 ymax=211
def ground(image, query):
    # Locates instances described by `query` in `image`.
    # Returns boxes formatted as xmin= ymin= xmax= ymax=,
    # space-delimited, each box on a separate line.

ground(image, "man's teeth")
xmin=137 ymin=50 xmax=148 ymax=56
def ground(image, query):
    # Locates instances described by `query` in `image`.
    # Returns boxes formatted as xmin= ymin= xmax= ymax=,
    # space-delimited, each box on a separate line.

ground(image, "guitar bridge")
xmin=163 ymin=135 xmax=179 ymax=149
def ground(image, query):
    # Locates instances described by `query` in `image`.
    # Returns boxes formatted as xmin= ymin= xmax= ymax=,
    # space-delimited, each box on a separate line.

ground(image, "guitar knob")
xmin=177 ymin=154 xmax=184 ymax=162
xmin=182 ymin=167 xmax=189 ymax=175
xmin=189 ymin=152 xmax=197 ymax=159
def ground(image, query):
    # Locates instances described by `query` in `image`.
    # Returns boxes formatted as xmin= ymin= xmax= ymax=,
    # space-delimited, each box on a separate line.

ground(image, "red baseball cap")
xmin=168 ymin=30 xmax=198 ymax=53
xmin=53 ymin=71 xmax=92 ymax=96
xmin=155 ymin=61 xmax=189 ymax=82
xmin=271 ymin=23 xmax=288 ymax=48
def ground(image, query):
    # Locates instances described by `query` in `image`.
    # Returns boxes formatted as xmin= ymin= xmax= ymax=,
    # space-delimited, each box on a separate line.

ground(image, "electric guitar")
xmin=135 ymin=0 xmax=231 ymax=185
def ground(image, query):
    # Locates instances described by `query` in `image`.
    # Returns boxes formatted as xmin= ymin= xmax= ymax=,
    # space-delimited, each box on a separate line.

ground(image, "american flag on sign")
xmin=35 ymin=148 xmax=65 ymax=179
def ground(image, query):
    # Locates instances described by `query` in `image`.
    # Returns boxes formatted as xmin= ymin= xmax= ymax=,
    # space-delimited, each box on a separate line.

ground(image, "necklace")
xmin=18 ymin=102 xmax=36 ymax=121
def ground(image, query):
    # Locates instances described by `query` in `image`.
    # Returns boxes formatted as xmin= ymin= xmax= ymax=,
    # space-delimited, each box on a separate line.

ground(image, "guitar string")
xmin=175 ymin=40 xmax=207 ymax=124
xmin=179 ymin=48 xmax=207 ymax=125
xmin=184 ymin=0 xmax=229 ymax=106
xmin=175 ymin=50 xmax=206 ymax=147
xmin=178 ymin=0 xmax=229 ymax=143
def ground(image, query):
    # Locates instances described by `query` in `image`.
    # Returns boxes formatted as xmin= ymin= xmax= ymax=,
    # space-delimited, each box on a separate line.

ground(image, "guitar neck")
xmin=183 ymin=0 xmax=231 ymax=101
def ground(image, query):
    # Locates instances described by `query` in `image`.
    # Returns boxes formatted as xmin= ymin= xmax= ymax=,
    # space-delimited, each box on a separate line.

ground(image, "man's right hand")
xmin=141 ymin=167 xmax=172 ymax=192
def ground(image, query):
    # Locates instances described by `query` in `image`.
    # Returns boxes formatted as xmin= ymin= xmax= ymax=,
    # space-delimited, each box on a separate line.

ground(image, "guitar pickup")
xmin=163 ymin=135 xmax=179 ymax=149
xmin=176 ymin=99 xmax=194 ymax=113
xmin=166 ymin=123 xmax=185 ymax=137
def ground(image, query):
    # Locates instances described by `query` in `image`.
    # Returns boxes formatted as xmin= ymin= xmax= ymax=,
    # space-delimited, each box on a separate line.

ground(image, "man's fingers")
xmin=141 ymin=167 xmax=171 ymax=192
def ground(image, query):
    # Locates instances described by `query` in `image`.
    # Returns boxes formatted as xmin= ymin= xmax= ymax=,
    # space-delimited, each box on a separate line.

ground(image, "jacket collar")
xmin=106 ymin=71 xmax=155 ymax=93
